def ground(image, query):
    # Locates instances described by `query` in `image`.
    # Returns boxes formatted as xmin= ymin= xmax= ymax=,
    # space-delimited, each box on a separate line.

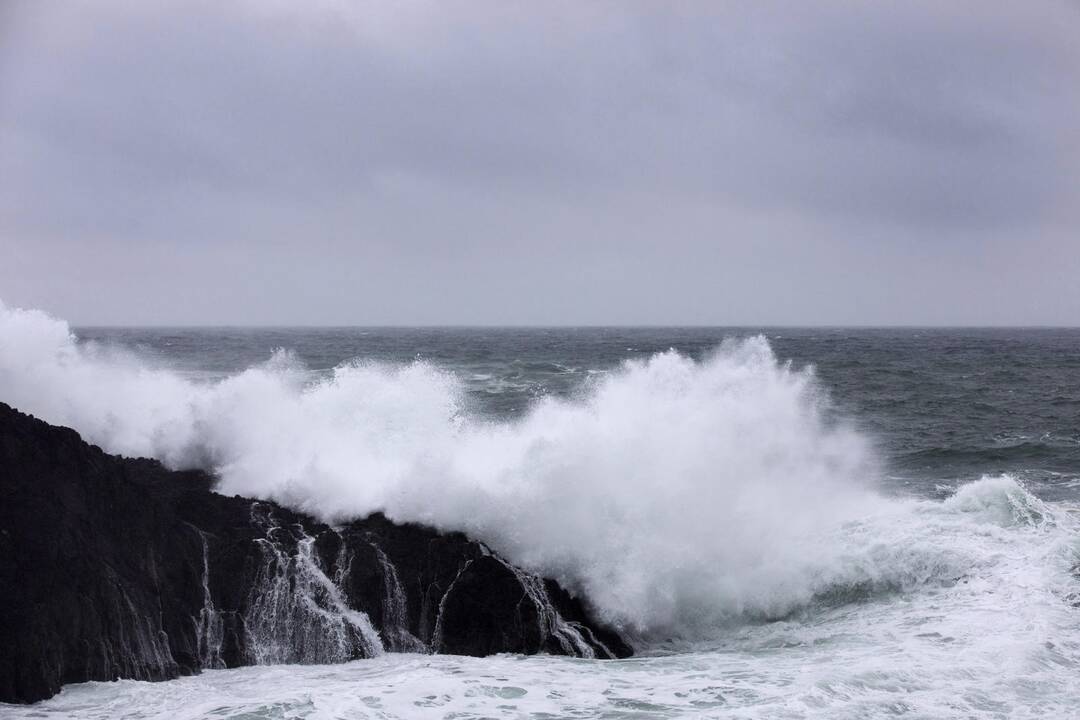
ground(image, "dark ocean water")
xmin=76 ymin=327 xmax=1080 ymax=501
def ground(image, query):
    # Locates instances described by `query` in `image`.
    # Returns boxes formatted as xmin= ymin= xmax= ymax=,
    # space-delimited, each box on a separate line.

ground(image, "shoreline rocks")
xmin=0 ymin=402 xmax=630 ymax=704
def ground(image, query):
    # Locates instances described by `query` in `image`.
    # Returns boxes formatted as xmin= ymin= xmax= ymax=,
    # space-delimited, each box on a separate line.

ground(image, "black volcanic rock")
xmin=0 ymin=402 xmax=630 ymax=704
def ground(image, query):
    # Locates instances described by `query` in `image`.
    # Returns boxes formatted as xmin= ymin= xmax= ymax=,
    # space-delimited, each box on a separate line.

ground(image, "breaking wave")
xmin=2 ymin=302 xmax=1076 ymax=641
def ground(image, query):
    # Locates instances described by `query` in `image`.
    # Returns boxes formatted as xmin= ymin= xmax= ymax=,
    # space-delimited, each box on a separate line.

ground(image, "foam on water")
xmin=5 ymin=477 xmax=1080 ymax=718
xmin=1 ymin=301 xmax=885 ymax=636
xmin=4 ymin=302 xmax=1080 ymax=716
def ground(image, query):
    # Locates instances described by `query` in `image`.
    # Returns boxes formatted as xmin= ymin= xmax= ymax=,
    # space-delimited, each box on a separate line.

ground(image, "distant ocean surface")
xmin=4 ymin=320 xmax=1080 ymax=719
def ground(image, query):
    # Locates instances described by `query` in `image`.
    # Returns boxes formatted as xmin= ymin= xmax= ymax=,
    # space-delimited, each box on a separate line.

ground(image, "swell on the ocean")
xmin=2 ymin=301 xmax=1074 ymax=643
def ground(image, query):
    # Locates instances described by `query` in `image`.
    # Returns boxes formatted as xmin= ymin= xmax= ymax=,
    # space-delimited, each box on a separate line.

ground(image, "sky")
xmin=1 ymin=1 xmax=1079 ymax=326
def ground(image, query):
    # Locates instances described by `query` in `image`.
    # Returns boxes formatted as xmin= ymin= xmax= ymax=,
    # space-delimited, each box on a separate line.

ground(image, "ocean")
xmin=2 ymin=315 xmax=1080 ymax=718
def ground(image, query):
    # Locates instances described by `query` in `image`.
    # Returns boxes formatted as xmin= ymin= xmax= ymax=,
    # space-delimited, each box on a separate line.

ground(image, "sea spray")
xmin=8 ymin=475 xmax=1080 ymax=718
xmin=6 ymin=309 xmax=1080 ymax=717
xmin=2 ymin=301 xmax=904 ymax=638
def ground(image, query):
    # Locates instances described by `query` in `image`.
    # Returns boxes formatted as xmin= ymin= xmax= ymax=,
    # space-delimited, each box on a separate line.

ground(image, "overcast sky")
xmin=1 ymin=1 xmax=1079 ymax=325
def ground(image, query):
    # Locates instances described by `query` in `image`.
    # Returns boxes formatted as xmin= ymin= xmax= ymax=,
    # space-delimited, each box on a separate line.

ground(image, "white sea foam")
xmin=7 ymin=476 xmax=1080 ymax=719
xmin=5 ymin=301 xmax=1080 ymax=717
xmin=1 ymin=302 xmax=1076 ymax=650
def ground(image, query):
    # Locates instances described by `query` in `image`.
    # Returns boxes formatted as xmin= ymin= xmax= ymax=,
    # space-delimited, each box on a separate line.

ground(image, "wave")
xmin=1 ymin=301 xmax=1075 ymax=641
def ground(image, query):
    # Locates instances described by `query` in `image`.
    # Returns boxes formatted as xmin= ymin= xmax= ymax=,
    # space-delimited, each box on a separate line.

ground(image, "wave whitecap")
xmin=1 ymin=302 xmax=1071 ymax=641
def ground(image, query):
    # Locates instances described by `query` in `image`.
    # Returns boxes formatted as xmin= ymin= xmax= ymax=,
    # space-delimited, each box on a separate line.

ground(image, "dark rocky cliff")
xmin=0 ymin=402 xmax=630 ymax=704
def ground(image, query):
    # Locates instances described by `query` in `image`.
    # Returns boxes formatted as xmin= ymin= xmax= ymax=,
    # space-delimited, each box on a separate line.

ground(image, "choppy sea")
xmin=3 ymin=315 xmax=1080 ymax=718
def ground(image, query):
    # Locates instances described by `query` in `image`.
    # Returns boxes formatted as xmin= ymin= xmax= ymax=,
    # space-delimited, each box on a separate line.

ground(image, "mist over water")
xmin=4 ymin=301 xmax=1080 ymax=717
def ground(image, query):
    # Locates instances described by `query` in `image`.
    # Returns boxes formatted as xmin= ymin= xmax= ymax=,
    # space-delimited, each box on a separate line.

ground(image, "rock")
xmin=0 ymin=402 xmax=630 ymax=704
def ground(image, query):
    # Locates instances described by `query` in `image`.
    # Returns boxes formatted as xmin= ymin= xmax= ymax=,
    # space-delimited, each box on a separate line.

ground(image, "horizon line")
xmin=70 ymin=323 xmax=1080 ymax=330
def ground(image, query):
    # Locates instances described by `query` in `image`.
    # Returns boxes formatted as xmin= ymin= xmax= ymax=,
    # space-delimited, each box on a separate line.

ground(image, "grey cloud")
xmin=1 ymin=1 xmax=1078 ymax=324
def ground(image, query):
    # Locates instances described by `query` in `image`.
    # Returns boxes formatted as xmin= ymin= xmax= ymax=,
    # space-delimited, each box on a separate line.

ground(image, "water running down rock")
xmin=0 ymin=402 xmax=630 ymax=704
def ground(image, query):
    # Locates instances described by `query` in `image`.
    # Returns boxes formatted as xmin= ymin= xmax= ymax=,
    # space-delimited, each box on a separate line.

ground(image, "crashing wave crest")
xmin=0 ymin=301 xmax=1073 ymax=639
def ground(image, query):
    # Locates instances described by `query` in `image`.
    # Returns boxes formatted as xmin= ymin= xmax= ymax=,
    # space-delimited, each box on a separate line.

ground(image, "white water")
xmin=7 ymin=479 xmax=1080 ymax=718
xmin=0 ymin=301 xmax=881 ymax=636
xmin=243 ymin=504 xmax=384 ymax=663
xmin=367 ymin=541 xmax=427 ymax=653
xmin=4 ymin=302 xmax=1080 ymax=717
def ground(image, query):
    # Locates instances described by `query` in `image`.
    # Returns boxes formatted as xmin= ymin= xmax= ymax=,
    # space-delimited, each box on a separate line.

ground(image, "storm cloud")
xmin=1 ymin=1 xmax=1078 ymax=324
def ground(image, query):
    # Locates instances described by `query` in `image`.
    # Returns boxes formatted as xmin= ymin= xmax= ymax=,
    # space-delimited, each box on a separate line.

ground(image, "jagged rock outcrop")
xmin=0 ymin=402 xmax=630 ymax=704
